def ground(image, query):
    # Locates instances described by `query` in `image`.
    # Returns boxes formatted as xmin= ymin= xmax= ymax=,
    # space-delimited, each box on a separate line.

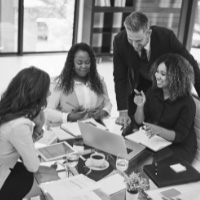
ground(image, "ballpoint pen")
xmin=155 ymin=161 xmax=158 ymax=175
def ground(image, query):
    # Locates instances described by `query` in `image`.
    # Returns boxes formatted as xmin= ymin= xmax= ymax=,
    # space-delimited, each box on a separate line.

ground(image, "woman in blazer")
xmin=0 ymin=67 xmax=59 ymax=200
xmin=45 ymin=42 xmax=112 ymax=128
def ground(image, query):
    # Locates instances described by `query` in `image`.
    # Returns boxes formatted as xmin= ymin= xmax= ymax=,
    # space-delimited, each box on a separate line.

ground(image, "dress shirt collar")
xmin=74 ymin=79 xmax=90 ymax=86
xmin=144 ymin=36 xmax=151 ymax=52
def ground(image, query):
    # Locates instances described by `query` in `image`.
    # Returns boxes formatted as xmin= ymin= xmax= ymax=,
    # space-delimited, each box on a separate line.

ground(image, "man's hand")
xmin=67 ymin=108 xmax=87 ymax=122
xmin=115 ymin=111 xmax=131 ymax=128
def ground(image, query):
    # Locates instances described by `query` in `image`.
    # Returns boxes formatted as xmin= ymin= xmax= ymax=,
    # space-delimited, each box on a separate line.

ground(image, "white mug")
xmin=90 ymin=152 xmax=105 ymax=167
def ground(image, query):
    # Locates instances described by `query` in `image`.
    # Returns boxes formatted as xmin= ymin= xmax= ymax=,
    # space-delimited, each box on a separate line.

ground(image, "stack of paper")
xmin=40 ymin=174 xmax=101 ymax=200
xmin=98 ymin=173 xmax=126 ymax=195
xmin=103 ymin=117 xmax=123 ymax=135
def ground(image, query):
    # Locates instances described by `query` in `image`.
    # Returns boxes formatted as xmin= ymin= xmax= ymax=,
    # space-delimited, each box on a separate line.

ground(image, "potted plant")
xmin=124 ymin=172 xmax=149 ymax=200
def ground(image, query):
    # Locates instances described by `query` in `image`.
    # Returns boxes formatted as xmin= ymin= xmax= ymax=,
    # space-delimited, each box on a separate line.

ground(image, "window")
xmin=23 ymin=0 xmax=75 ymax=52
xmin=190 ymin=0 xmax=200 ymax=63
xmin=0 ymin=0 xmax=18 ymax=53
xmin=0 ymin=0 xmax=76 ymax=54
xmin=135 ymin=0 xmax=182 ymax=35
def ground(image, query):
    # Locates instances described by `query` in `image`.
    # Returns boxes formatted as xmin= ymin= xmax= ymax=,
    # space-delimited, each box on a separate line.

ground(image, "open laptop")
xmin=78 ymin=121 xmax=145 ymax=160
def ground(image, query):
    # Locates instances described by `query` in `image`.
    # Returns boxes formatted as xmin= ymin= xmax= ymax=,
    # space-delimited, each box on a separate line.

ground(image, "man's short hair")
xmin=124 ymin=11 xmax=149 ymax=32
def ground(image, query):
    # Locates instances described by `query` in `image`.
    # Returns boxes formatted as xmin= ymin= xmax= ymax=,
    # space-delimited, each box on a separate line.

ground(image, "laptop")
xmin=78 ymin=121 xmax=145 ymax=160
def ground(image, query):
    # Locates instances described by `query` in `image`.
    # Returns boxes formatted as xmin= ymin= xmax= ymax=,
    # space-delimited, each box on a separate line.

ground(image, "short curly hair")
xmin=150 ymin=54 xmax=194 ymax=101
xmin=56 ymin=42 xmax=104 ymax=95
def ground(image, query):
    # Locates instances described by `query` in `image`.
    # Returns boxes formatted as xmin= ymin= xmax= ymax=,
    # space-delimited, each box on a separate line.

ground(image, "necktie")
xmin=141 ymin=48 xmax=148 ymax=64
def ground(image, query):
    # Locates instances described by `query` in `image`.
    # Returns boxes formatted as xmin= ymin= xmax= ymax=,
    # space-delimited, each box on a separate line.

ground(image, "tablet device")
xmin=37 ymin=142 xmax=75 ymax=161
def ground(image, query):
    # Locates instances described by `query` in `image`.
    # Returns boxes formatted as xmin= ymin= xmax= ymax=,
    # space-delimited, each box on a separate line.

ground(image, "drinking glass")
xmin=116 ymin=154 xmax=129 ymax=172
xmin=65 ymin=153 xmax=79 ymax=176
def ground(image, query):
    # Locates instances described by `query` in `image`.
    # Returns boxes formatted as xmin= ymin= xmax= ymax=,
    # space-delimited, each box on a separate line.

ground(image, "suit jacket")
xmin=113 ymin=26 xmax=200 ymax=111
xmin=45 ymin=77 xmax=112 ymax=127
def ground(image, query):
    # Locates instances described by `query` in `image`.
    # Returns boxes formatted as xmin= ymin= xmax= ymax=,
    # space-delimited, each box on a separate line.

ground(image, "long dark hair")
xmin=56 ymin=42 xmax=104 ymax=95
xmin=0 ymin=66 xmax=50 ymax=125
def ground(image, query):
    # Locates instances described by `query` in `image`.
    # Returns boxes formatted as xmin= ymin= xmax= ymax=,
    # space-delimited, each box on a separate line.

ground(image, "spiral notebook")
xmin=125 ymin=129 xmax=172 ymax=152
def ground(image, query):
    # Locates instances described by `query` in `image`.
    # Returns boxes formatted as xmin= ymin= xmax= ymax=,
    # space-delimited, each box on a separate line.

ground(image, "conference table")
xmin=38 ymin=124 xmax=200 ymax=200
xmin=40 ymin=135 xmax=154 ymax=200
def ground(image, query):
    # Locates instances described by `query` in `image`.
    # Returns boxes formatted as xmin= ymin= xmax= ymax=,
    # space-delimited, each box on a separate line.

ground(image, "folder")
xmin=143 ymin=158 xmax=200 ymax=188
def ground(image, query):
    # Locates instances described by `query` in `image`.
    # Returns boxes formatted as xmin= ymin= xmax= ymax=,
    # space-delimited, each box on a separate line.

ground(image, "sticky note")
xmin=170 ymin=163 xmax=186 ymax=173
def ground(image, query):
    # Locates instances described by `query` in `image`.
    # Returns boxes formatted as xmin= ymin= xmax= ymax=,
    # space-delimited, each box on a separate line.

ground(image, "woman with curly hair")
xmin=0 ymin=67 xmax=59 ymax=200
xmin=45 ymin=42 xmax=112 ymax=127
xmin=134 ymin=54 xmax=197 ymax=163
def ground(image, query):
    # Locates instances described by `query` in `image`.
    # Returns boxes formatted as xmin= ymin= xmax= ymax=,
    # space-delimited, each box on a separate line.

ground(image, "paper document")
xmin=98 ymin=173 xmax=126 ymax=195
xmin=51 ymin=127 xmax=75 ymax=141
xmin=61 ymin=118 xmax=107 ymax=137
xmin=40 ymin=174 xmax=101 ymax=200
xmin=83 ymin=118 xmax=108 ymax=130
xmin=36 ymin=130 xmax=57 ymax=146
xmin=61 ymin=122 xmax=82 ymax=137
xmin=103 ymin=117 xmax=123 ymax=135
xmin=125 ymin=129 xmax=172 ymax=152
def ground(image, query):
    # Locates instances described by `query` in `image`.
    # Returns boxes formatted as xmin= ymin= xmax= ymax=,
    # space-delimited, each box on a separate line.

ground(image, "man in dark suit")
xmin=113 ymin=11 xmax=200 ymax=128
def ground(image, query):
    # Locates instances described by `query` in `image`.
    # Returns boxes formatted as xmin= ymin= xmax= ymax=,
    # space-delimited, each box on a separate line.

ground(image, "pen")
xmin=86 ymin=122 xmax=97 ymax=127
xmin=155 ymin=161 xmax=158 ymax=175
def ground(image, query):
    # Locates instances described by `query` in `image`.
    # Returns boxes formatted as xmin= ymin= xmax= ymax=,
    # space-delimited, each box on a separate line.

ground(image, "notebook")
xmin=78 ymin=121 xmax=145 ymax=160
xmin=125 ymin=129 xmax=172 ymax=152
xmin=143 ymin=158 xmax=200 ymax=187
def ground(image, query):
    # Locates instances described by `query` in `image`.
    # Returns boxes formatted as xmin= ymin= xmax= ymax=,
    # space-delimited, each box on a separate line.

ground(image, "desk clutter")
xmin=34 ymin=115 xmax=200 ymax=199
xmin=40 ymin=173 xmax=126 ymax=200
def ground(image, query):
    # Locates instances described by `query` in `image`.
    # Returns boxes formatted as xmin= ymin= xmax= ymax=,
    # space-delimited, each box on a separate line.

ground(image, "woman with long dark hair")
xmin=0 ymin=66 xmax=59 ymax=200
xmin=45 ymin=42 xmax=112 ymax=127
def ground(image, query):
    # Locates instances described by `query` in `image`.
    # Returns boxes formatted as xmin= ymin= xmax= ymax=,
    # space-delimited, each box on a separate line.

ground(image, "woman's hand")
xmin=35 ymin=165 xmax=59 ymax=184
xmin=143 ymin=122 xmax=162 ymax=138
xmin=67 ymin=108 xmax=87 ymax=122
xmin=89 ymin=109 xmax=108 ymax=120
xmin=33 ymin=110 xmax=45 ymax=132
xmin=133 ymin=89 xmax=146 ymax=107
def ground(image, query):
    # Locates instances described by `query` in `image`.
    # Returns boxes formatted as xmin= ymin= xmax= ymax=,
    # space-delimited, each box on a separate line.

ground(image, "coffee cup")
xmin=90 ymin=152 xmax=105 ymax=167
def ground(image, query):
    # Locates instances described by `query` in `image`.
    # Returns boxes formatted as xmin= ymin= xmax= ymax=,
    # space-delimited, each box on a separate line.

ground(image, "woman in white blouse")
xmin=45 ymin=42 xmax=112 ymax=127
xmin=0 ymin=67 xmax=59 ymax=200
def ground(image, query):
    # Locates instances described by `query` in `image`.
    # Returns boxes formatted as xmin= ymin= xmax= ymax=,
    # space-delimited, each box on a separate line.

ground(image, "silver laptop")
xmin=78 ymin=121 xmax=145 ymax=160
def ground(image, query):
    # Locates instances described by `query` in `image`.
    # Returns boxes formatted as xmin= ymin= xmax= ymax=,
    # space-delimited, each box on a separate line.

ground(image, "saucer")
xmin=85 ymin=158 xmax=109 ymax=171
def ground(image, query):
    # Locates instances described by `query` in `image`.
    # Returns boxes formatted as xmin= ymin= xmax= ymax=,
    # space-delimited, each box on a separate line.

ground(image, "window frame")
xmin=0 ymin=0 xmax=78 ymax=56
